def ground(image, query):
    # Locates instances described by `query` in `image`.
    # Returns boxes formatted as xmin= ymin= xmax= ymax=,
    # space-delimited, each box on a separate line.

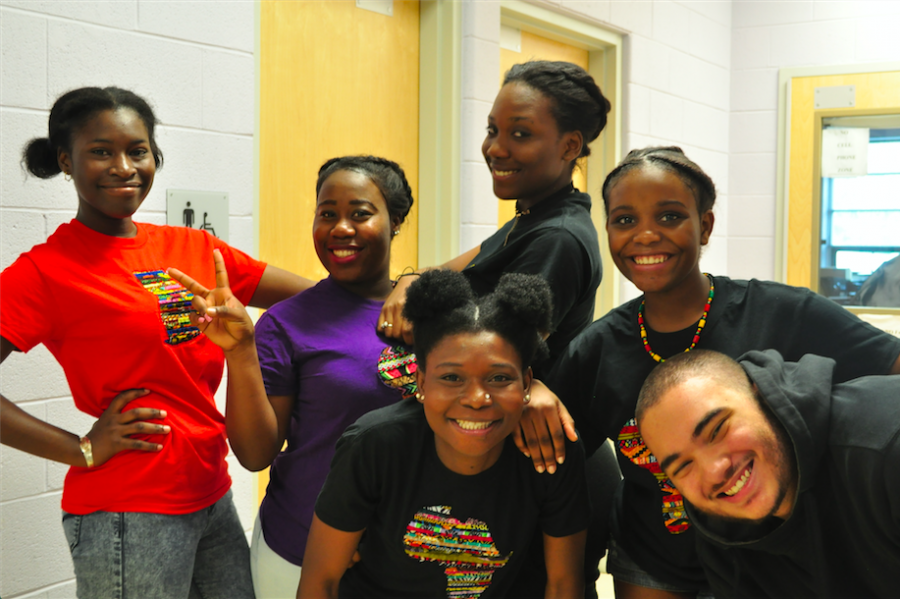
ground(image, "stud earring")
xmin=392 ymin=230 xmax=399 ymax=237
xmin=416 ymin=392 xmax=424 ymax=402
xmin=524 ymin=393 xmax=531 ymax=404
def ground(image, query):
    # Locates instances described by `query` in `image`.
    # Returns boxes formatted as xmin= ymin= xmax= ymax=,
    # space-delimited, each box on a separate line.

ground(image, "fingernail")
xmin=536 ymin=464 xmax=545 ymax=473
xmin=160 ymin=410 xmax=167 ymax=417
xmin=557 ymin=456 xmax=565 ymax=464
xmin=162 ymin=426 xmax=171 ymax=432
xmin=156 ymin=444 xmax=163 ymax=451
xmin=523 ymin=451 xmax=530 ymax=458
xmin=547 ymin=464 xmax=557 ymax=474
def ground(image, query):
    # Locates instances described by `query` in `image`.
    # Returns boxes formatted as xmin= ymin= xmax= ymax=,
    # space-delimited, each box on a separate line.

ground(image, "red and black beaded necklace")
xmin=637 ymin=273 xmax=715 ymax=363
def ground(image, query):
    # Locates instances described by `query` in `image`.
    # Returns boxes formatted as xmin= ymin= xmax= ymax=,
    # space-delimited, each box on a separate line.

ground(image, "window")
xmin=819 ymin=118 xmax=900 ymax=307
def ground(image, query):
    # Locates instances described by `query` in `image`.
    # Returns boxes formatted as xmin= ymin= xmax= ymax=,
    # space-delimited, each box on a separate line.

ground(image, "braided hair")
xmin=316 ymin=155 xmax=414 ymax=225
xmin=403 ymin=269 xmax=553 ymax=371
xmin=22 ymin=86 xmax=163 ymax=179
xmin=503 ymin=60 xmax=611 ymax=161
xmin=601 ymin=146 xmax=717 ymax=215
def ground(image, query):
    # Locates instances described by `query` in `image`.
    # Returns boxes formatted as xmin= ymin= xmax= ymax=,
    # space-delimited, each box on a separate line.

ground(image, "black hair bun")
xmin=493 ymin=273 xmax=553 ymax=333
xmin=403 ymin=269 xmax=474 ymax=324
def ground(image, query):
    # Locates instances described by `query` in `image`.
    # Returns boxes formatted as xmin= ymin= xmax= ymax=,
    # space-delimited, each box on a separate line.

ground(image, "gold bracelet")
xmin=79 ymin=436 xmax=94 ymax=468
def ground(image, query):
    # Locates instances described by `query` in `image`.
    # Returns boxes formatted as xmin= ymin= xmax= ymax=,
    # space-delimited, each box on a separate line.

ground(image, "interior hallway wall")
xmin=0 ymin=2 xmax=258 ymax=597
xmin=728 ymin=0 xmax=900 ymax=280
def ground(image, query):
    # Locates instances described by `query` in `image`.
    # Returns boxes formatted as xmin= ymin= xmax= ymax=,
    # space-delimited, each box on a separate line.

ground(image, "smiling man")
xmin=635 ymin=349 xmax=900 ymax=598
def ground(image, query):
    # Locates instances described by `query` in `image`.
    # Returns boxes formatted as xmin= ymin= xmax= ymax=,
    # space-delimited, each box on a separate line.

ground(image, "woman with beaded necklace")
xmin=545 ymin=146 xmax=900 ymax=599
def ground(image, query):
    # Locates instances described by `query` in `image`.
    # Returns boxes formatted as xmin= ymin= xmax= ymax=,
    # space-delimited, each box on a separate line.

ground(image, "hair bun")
xmin=493 ymin=273 xmax=553 ymax=333
xmin=403 ymin=269 xmax=474 ymax=324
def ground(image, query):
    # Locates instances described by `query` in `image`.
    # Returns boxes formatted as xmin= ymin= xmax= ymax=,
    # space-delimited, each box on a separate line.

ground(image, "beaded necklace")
xmin=638 ymin=273 xmax=715 ymax=363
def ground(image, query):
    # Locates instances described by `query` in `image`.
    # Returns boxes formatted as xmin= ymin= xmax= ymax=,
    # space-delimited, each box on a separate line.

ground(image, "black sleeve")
xmin=545 ymin=328 xmax=608 ymax=456
xmin=499 ymin=228 xmax=591 ymax=331
xmin=788 ymin=288 xmax=900 ymax=382
xmin=314 ymin=425 xmax=383 ymax=532
xmin=539 ymin=437 xmax=591 ymax=537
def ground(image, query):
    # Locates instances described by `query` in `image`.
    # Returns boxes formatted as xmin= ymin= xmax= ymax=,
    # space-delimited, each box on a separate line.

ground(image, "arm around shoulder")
xmin=250 ymin=264 xmax=316 ymax=309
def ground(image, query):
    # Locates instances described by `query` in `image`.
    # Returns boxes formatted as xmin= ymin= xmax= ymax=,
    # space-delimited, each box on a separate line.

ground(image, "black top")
xmin=546 ymin=276 xmax=900 ymax=588
xmin=464 ymin=185 xmax=602 ymax=378
xmin=315 ymin=400 xmax=590 ymax=598
xmin=693 ymin=350 xmax=900 ymax=598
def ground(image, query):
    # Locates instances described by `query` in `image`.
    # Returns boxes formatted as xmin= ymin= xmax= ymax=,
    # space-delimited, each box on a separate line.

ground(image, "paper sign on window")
xmin=821 ymin=128 xmax=868 ymax=178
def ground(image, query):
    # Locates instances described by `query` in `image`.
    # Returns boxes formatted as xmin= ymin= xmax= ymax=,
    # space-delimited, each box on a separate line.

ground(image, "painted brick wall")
xmin=728 ymin=0 xmax=900 ymax=280
xmin=0 ymin=2 xmax=257 ymax=597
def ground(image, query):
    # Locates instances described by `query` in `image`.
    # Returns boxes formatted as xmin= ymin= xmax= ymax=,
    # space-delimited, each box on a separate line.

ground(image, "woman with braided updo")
xmin=171 ymin=155 xmax=416 ymax=598
xmin=298 ymin=270 xmax=590 ymax=598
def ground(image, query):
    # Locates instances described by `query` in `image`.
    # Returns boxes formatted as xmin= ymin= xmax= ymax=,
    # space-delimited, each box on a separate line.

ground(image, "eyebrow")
xmin=609 ymin=199 xmax=688 ymax=214
xmin=658 ymin=408 xmax=724 ymax=473
xmin=317 ymin=199 xmax=377 ymax=208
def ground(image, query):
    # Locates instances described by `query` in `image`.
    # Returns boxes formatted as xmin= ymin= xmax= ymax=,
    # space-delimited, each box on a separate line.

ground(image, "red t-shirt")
xmin=0 ymin=221 xmax=266 ymax=515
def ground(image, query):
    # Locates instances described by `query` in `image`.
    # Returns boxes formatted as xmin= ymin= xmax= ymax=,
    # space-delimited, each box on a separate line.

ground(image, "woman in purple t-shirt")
xmin=173 ymin=155 xmax=415 ymax=598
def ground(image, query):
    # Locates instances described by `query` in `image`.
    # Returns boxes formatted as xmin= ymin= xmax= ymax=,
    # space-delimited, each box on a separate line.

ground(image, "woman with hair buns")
xmin=0 ymin=86 xmax=312 ymax=598
xmin=299 ymin=269 xmax=590 ymax=599
xmin=547 ymin=146 xmax=900 ymax=598
xmin=381 ymin=60 xmax=619 ymax=597
xmin=170 ymin=155 xmax=417 ymax=598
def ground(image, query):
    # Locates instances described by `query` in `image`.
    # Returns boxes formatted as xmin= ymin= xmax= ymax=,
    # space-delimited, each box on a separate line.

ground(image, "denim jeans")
xmin=62 ymin=489 xmax=253 ymax=599
xmin=607 ymin=536 xmax=714 ymax=598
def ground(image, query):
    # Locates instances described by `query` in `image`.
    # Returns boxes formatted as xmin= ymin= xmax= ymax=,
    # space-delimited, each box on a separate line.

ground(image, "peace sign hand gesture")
xmin=168 ymin=249 xmax=254 ymax=353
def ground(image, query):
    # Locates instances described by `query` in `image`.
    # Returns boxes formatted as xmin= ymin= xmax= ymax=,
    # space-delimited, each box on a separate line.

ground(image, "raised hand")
xmin=86 ymin=388 xmax=169 ymax=467
xmin=168 ymin=249 xmax=254 ymax=352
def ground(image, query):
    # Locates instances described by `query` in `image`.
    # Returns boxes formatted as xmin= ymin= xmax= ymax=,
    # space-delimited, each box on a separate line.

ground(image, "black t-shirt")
xmin=464 ymin=185 xmax=601 ymax=378
xmin=315 ymin=400 xmax=590 ymax=598
xmin=546 ymin=276 xmax=900 ymax=588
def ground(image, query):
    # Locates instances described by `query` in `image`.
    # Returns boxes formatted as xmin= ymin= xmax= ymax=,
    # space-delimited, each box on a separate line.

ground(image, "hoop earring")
xmin=64 ymin=172 xmax=72 ymax=182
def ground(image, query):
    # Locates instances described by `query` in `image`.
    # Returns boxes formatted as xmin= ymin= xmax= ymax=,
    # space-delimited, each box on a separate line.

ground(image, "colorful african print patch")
xmin=404 ymin=505 xmax=510 ymax=599
xmin=134 ymin=269 xmax=200 ymax=345
xmin=618 ymin=417 xmax=690 ymax=534
xmin=378 ymin=345 xmax=418 ymax=399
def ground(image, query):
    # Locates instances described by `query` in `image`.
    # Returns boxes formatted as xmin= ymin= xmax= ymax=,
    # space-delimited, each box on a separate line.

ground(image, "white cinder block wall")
xmin=728 ymin=0 xmax=900 ymax=280
xmin=0 ymin=1 xmax=258 ymax=597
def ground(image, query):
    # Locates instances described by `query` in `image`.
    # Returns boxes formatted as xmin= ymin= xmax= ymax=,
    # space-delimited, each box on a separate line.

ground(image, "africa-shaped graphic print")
xmin=404 ymin=505 xmax=511 ymax=598
xmin=618 ymin=417 xmax=689 ymax=533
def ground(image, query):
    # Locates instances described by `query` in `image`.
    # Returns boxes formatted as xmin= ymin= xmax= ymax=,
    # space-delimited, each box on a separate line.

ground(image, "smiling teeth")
xmin=634 ymin=256 xmax=667 ymax=265
xmin=333 ymin=249 xmax=358 ymax=258
xmin=724 ymin=467 xmax=751 ymax=496
xmin=455 ymin=420 xmax=492 ymax=431
xmin=493 ymin=169 xmax=517 ymax=177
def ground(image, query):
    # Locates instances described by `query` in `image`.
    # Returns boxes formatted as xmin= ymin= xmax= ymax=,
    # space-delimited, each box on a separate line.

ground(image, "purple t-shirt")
xmin=256 ymin=277 xmax=402 ymax=565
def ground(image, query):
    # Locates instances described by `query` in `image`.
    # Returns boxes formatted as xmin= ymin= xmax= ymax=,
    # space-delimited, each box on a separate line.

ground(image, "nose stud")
xmin=484 ymin=393 xmax=491 ymax=401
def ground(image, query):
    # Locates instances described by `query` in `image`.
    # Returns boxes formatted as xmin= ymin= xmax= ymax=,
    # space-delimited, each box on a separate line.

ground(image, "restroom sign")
xmin=821 ymin=128 xmax=868 ymax=178
xmin=166 ymin=189 xmax=229 ymax=243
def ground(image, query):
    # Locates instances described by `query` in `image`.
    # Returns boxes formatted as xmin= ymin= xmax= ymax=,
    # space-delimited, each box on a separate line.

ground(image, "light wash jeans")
xmin=62 ymin=489 xmax=254 ymax=599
